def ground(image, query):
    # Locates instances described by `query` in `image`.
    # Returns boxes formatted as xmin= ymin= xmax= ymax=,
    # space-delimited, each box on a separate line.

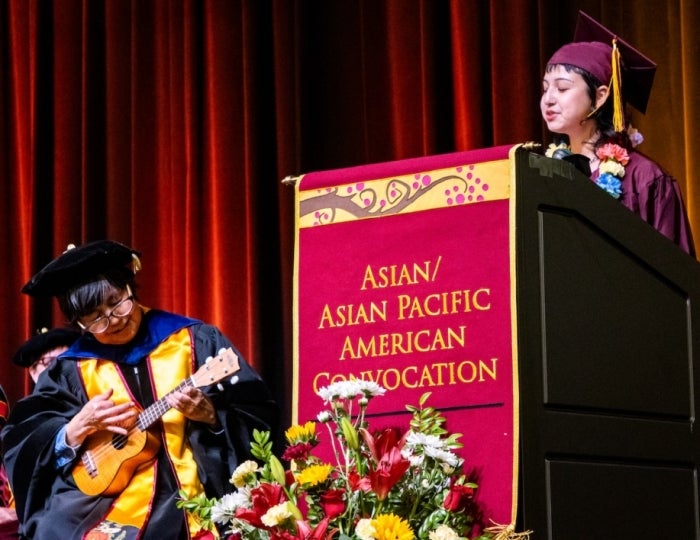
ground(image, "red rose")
xmin=319 ymin=488 xmax=346 ymax=519
xmin=443 ymin=482 xmax=475 ymax=513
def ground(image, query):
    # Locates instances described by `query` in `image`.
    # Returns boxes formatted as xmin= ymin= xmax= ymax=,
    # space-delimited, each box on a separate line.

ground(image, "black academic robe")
xmin=0 ymin=310 xmax=279 ymax=540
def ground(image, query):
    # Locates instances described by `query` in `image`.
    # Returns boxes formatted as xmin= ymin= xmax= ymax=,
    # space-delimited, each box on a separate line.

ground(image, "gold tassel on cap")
xmin=131 ymin=253 xmax=142 ymax=273
xmin=611 ymin=37 xmax=625 ymax=132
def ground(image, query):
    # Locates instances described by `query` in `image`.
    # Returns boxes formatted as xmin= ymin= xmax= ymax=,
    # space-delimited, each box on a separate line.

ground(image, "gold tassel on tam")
xmin=131 ymin=253 xmax=142 ymax=273
xmin=483 ymin=521 xmax=533 ymax=540
xmin=610 ymin=37 xmax=625 ymax=132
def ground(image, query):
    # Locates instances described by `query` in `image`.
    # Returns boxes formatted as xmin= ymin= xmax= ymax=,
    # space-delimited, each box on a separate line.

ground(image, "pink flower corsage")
xmin=595 ymin=143 xmax=629 ymax=199
xmin=597 ymin=143 xmax=630 ymax=165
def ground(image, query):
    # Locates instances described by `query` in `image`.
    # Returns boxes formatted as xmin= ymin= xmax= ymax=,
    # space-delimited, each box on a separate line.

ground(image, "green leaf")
xmin=251 ymin=429 xmax=274 ymax=461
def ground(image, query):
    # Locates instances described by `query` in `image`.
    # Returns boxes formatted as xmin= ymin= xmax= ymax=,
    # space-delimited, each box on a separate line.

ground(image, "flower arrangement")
xmin=178 ymin=380 xmax=530 ymax=540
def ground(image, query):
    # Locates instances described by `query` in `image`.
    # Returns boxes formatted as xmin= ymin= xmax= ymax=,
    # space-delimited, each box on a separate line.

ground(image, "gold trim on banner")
xmin=297 ymin=159 xmax=510 ymax=228
xmin=291 ymin=176 xmax=303 ymax=426
xmin=507 ymin=144 xmax=523 ymax=530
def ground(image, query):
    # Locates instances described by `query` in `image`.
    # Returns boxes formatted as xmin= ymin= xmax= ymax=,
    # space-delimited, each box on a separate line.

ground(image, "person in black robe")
xmin=1 ymin=240 xmax=279 ymax=540
xmin=11 ymin=327 xmax=81 ymax=384
xmin=0 ymin=327 xmax=80 ymax=540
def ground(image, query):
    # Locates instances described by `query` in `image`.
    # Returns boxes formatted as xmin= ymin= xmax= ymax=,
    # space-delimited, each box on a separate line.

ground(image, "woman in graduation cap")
xmin=0 ymin=240 xmax=280 ymax=540
xmin=540 ymin=11 xmax=695 ymax=256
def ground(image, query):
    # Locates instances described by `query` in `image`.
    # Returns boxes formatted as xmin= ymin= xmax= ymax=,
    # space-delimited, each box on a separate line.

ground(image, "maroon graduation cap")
xmin=548 ymin=11 xmax=657 ymax=114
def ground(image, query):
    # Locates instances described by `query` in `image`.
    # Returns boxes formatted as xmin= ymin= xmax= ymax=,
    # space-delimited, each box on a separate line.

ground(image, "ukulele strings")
xmin=83 ymin=378 xmax=195 ymax=464
xmin=78 ymin=351 xmax=233 ymax=468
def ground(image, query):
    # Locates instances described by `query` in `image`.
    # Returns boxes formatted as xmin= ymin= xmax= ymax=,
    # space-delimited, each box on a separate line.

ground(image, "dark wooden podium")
xmin=513 ymin=146 xmax=700 ymax=539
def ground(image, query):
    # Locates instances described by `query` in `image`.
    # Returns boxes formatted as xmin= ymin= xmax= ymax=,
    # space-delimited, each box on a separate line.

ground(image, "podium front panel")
xmin=514 ymin=148 xmax=700 ymax=539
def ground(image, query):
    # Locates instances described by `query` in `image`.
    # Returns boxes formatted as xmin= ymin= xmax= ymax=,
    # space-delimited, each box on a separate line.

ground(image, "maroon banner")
xmin=293 ymin=145 xmax=517 ymax=526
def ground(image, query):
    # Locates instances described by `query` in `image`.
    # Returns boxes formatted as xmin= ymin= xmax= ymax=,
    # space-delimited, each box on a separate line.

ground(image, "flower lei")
xmin=545 ymin=129 xmax=643 ymax=201
xmin=594 ymin=143 xmax=629 ymax=199
xmin=544 ymin=141 xmax=627 ymax=199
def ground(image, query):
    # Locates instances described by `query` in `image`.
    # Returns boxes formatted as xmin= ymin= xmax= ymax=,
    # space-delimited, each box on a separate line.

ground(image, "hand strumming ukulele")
xmin=72 ymin=347 xmax=240 ymax=496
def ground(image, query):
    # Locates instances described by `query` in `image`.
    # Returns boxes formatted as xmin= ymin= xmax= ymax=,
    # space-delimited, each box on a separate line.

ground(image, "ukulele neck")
xmin=136 ymin=376 xmax=195 ymax=431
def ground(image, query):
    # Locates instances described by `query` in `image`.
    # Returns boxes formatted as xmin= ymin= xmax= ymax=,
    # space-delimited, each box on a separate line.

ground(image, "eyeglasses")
xmin=77 ymin=285 xmax=135 ymax=334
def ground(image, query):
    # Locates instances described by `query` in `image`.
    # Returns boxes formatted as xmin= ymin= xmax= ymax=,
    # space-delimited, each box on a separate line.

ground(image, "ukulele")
xmin=72 ymin=347 xmax=240 ymax=496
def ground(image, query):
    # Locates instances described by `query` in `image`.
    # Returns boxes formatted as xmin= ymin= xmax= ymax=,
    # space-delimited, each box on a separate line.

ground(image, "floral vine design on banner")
xmin=296 ymin=158 xmax=513 ymax=228
xmin=178 ymin=380 xmax=531 ymax=540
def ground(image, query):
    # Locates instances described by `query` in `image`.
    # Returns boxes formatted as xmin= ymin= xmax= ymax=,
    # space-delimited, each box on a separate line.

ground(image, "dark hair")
xmin=57 ymin=266 xmax=137 ymax=323
xmin=546 ymin=63 xmax=632 ymax=151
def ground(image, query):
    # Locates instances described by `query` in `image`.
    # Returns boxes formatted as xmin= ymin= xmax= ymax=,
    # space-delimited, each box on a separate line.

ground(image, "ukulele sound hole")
xmin=112 ymin=434 xmax=127 ymax=450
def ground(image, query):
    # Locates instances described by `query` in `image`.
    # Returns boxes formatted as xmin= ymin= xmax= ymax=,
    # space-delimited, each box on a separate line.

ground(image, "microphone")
xmin=550 ymin=147 xmax=591 ymax=177
xmin=551 ymin=147 xmax=573 ymax=160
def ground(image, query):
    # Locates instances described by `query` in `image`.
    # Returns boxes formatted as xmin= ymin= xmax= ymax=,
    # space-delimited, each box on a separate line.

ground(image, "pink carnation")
xmin=596 ymin=143 xmax=629 ymax=165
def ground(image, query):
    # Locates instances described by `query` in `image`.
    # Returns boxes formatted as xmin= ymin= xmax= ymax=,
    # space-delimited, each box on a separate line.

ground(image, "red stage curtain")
xmin=1 ymin=0 xmax=699 ymax=420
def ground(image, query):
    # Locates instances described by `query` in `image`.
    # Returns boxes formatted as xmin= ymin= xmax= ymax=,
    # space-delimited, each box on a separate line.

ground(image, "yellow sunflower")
xmin=285 ymin=421 xmax=317 ymax=444
xmin=371 ymin=513 xmax=415 ymax=540
xmin=295 ymin=463 xmax=333 ymax=487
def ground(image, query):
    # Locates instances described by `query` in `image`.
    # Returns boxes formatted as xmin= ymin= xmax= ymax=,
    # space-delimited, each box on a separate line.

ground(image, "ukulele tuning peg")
xmin=230 ymin=375 xmax=239 ymax=385
xmin=217 ymin=383 xmax=224 ymax=391
xmin=205 ymin=356 xmax=214 ymax=363
xmin=218 ymin=347 xmax=228 ymax=356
